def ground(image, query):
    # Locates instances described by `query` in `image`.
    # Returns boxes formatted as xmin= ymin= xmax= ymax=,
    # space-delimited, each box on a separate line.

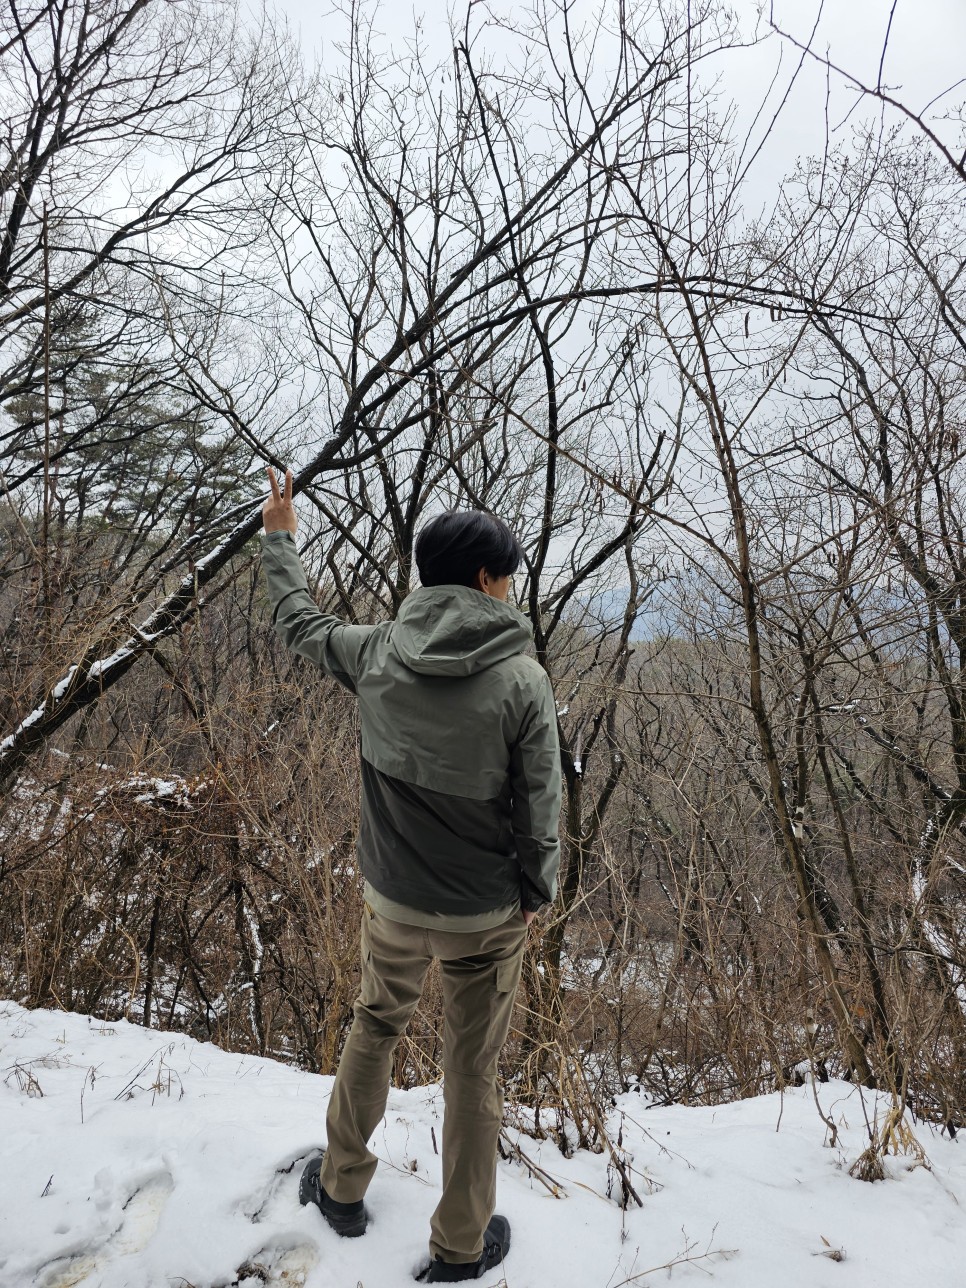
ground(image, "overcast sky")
xmin=257 ymin=0 xmax=966 ymax=577
xmin=274 ymin=0 xmax=966 ymax=214
xmin=730 ymin=0 xmax=966 ymax=209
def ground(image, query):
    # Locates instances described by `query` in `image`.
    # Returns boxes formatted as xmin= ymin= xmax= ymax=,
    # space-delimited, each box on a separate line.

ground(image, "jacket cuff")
xmin=520 ymin=872 xmax=551 ymax=913
xmin=260 ymin=529 xmax=296 ymax=545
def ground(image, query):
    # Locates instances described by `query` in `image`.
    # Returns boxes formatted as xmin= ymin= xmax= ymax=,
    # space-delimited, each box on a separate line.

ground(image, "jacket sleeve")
xmin=260 ymin=530 xmax=375 ymax=692
xmin=509 ymin=669 xmax=562 ymax=911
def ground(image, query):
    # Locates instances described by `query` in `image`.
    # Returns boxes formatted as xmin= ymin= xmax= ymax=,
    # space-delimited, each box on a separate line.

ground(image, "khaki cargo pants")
xmin=319 ymin=905 xmax=528 ymax=1264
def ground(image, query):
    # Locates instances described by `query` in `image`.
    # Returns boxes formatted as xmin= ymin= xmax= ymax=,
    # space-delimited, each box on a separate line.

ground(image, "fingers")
xmin=267 ymin=466 xmax=295 ymax=506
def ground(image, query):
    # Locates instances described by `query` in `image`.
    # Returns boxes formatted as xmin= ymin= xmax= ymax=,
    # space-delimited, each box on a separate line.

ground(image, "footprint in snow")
xmin=234 ymin=1151 xmax=321 ymax=1286
xmin=244 ymin=1148 xmax=322 ymax=1223
xmin=34 ymin=1170 xmax=174 ymax=1288
xmin=234 ymin=1239 xmax=319 ymax=1287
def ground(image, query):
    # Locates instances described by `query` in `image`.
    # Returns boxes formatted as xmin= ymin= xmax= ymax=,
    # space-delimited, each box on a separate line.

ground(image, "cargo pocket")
xmin=495 ymin=957 xmax=521 ymax=995
xmin=481 ymin=954 xmax=523 ymax=1067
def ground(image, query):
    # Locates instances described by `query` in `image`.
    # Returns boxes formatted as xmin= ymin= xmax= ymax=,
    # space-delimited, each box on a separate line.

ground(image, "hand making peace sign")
xmin=262 ymin=466 xmax=297 ymax=535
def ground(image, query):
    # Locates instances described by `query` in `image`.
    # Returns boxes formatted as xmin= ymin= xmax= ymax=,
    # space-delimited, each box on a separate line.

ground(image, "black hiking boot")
xmin=299 ymin=1154 xmax=367 ymax=1238
xmin=416 ymin=1214 xmax=511 ymax=1282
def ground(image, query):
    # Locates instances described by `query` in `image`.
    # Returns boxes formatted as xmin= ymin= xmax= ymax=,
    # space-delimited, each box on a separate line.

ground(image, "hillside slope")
xmin=1 ymin=1001 xmax=963 ymax=1288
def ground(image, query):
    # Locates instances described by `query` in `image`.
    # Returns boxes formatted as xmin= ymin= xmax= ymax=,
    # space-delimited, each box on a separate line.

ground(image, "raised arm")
xmin=261 ymin=467 xmax=375 ymax=692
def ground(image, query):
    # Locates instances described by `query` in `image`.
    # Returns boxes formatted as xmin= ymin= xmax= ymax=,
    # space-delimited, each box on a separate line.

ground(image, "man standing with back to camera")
xmin=261 ymin=467 xmax=561 ymax=1283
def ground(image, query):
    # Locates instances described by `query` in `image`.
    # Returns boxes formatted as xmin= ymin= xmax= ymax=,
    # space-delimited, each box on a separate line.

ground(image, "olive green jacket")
xmin=261 ymin=530 xmax=561 ymax=915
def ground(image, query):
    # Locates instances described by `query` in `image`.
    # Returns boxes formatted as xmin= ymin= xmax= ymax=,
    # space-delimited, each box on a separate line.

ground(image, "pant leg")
xmin=428 ymin=915 xmax=528 ymax=1264
xmin=320 ymin=908 xmax=432 ymax=1204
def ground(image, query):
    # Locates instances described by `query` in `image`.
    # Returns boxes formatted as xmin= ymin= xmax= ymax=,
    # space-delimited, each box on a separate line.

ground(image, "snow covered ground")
xmin=1 ymin=1000 xmax=963 ymax=1288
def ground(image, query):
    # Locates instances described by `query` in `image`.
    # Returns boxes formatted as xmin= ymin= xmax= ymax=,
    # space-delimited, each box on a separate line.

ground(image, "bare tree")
xmin=0 ymin=0 xmax=749 ymax=780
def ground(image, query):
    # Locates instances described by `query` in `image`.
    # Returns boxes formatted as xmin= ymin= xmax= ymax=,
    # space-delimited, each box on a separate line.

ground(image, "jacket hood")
xmin=391 ymin=585 xmax=532 ymax=676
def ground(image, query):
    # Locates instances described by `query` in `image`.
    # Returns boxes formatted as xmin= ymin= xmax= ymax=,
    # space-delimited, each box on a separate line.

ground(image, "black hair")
xmin=414 ymin=510 xmax=523 ymax=588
